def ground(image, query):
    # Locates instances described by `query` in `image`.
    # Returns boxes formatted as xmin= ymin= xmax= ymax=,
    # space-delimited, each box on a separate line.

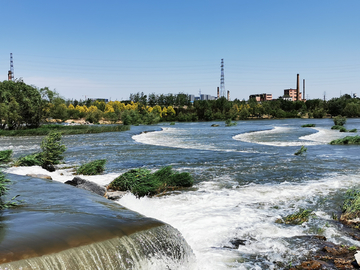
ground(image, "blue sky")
xmin=0 ymin=0 xmax=359 ymax=101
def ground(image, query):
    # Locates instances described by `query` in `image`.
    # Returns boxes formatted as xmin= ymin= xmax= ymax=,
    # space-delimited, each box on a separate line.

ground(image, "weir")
xmin=0 ymin=173 xmax=194 ymax=269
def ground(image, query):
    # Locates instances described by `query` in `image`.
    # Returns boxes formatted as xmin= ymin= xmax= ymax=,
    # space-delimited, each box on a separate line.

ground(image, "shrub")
xmin=108 ymin=168 xmax=152 ymax=192
xmin=76 ymin=159 xmax=107 ymax=175
xmin=12 ymin=132 xmax=66 ymax=171
xmin=331 ymin=125 xmax=343 ymax=130
xmin=13 ymin=153 xmax=42 ymax=167
xmin=301 ymin=124 xmax=315 ymax=127
xmin=349 ymin=129 xmax=357 ymax=133
xmin=225 ymin=119 xmax=237 ymax=127
xmin=339 ymin=127 xmax=347 ymax=132
xmin=330 ymin=135 xmax=360 ymax=145
xmin=108 ymin=166 xmax=194 ymax=198
xmin=0 ymin=150 xmax=13 ymax=164
xmin=333 ymin=115 xmax=346 ymax=126
xmin=40 ymin=132 xmax=66 ymax=170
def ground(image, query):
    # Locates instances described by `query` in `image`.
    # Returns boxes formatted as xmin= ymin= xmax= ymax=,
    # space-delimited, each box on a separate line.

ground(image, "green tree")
xmin=40 ymin=132 xmax=66 ymax=171
xmin=0 ymin=80 xmax=43 ymax=129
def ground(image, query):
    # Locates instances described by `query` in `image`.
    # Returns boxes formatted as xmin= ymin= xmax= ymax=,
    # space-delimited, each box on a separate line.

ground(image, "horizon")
xmin=0 ymin=0 xmax=359 ymax=102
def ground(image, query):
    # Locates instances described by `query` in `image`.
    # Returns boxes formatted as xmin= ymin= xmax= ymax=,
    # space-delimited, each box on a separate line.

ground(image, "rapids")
xmin=3 ymin=118 xmax=360 ymax=269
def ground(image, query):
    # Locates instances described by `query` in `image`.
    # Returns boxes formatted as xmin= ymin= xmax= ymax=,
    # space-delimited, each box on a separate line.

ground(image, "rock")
xmin=223 ymin=238 xmax=247 ymax=249
xmin=42 ymin=163 xmax=56 ymax=172
xmin=106 ymin=191 xmax=127 ymax=200
xmin=65 ymin=177 xmax=106 ymax=197
xmin=26 ymin=174 xmax=52 ymax=180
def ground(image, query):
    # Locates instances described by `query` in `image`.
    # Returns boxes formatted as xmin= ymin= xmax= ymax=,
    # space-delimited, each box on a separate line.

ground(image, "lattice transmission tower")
xmin=220 ymin=59 xmax=225 ymax=97
xmin=8 ymin=53 xmax=14 ymax=81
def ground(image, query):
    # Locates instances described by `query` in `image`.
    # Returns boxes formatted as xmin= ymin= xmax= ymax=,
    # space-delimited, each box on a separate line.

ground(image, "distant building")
xmin=283 ymin=89 xmax=302 ymax=101
xmin=189 ymin=95 xmax=195 ymax=102
xmin=91 ymin=98 xmax=109 ymax=102
xmin=200 ymin=94 xmax=216 ymax=101
xmin=249 ymin=93 xmax=272 ymax=102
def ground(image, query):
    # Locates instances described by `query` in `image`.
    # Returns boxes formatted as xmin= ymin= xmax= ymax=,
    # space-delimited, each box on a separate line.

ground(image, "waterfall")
xmin=0 ymin=173 xmax=194 ymax=269
xmin=0 ymin=224 xmax=194 ymax=270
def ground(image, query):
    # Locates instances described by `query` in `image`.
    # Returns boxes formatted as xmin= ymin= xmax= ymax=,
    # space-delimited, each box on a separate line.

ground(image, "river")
xmin=4 ymin=118 xmax=360 ymax=269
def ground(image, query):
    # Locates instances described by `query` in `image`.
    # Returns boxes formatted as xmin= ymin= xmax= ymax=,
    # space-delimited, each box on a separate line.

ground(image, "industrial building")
xmin=249 ymin=93 xmax=272 ymax=102
xmin=283 ymin=88 xmax=302 ymax=101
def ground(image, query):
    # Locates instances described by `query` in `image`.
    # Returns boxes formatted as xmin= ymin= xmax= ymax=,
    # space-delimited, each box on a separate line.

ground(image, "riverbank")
xmin=0 ymin=124 xmax=130 ymax=136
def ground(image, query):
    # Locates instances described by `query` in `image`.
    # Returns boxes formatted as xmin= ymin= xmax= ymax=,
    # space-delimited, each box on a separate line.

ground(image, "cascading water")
xmin=0 ymin=174 xmax=194 ymax=270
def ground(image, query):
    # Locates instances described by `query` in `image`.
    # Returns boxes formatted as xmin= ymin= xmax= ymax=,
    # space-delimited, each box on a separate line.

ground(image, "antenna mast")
xmin=220 ymin=59 xmax=225 ymax=98
xmin=8 ymin=53 xmax=14 ymax=81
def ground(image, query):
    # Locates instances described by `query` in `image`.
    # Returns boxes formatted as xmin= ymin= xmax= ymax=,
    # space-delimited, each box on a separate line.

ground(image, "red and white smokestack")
xmin=217 ymin=87 xmax=220 ymax=98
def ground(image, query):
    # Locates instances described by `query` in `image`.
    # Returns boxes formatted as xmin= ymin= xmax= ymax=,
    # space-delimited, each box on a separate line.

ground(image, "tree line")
xmin=1 ymin=80 xmax=360 ymax=129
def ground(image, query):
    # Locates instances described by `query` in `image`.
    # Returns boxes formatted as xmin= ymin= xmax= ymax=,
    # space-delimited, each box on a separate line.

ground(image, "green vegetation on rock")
xmin=108 ymin=166 xmax=193 ymax=198
xmin=333 ymin=115 xmax=346 ymax=126
xmin=341 ymin=189 xmax=360 ymax=224
xmin=301 ymin=124 xmax=315 ymax=127
xmin=0 ymin=170 xmax=19 ymax=209
xmin=330 ymin=135 xmax=360 ymax=145
xmin=40 ymin=132 xmax=66 ymax=171
xmin=0 ymin=150 xmax=12 ymax=164
xmin=13 ymin=132 xmax=66 ymax=171
xmin=294 ymin=145 xmax=307 ymax=155
xmin=282 ymin=209 xmax=314 ymax=225
xmin=225 ymin=119 xmax=237 ymax=127
xmin=13 ymin=153 xmax=42 ymax=167
xmin=76 ymin=159 xmax=106 ymax=175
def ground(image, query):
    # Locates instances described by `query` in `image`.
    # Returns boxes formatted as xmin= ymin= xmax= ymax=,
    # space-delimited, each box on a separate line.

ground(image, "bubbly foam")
xmin=233 ymin=126 xmax=347 ymax=146
xmin=117 ymin=173 xmax=360 ymax=269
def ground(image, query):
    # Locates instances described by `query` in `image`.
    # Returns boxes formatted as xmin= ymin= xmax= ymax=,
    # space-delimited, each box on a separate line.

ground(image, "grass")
xmin=0 ymin=124 xmax=130 ymax=136
xmin=301 ymin=124 xmax=316 ymax=127
xmin=76 ymin=159 xmax=106 ymax=175
xmin=330 ymin=135 xmax=360 ymax=145
xmin=108 ymin=166 xmax=194 ymax=198
xmin=0 ymin=150 xmax=13 ymax=164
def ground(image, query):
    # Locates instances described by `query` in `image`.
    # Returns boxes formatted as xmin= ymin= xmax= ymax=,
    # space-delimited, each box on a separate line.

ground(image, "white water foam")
xmin=133 ymin=128 xmax=256 ymax=153
xmin=233 ymin=126 xmax=347 ymax=147
xmin=5 ymin=166 xmax=118 ymax=187
xmin=117 ymin=173 xmax=360 ymax=269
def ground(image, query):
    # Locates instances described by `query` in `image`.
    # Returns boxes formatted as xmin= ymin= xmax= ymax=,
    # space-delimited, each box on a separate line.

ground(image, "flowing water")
xmin=3 ymin=118 xmax=360 ymax=269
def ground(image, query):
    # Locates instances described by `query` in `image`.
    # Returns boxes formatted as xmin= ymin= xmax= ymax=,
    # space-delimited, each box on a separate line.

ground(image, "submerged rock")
xmin=106 ymin=190 xmax=127 ymax=200
xmin=26 ymin=174 xmax=52 ymax=180
xmin=65 ymin=177 xmax=106 ymax=197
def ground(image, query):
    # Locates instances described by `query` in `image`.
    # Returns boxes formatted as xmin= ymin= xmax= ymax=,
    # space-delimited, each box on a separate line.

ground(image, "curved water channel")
xmin=3 ymin=118 xmax=360 ymax=269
